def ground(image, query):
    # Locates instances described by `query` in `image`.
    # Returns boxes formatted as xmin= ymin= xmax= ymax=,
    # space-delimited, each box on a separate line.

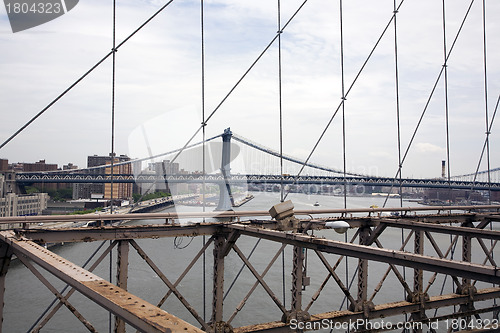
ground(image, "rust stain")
xmin=83 ymin=280 xmax=202 ymax=333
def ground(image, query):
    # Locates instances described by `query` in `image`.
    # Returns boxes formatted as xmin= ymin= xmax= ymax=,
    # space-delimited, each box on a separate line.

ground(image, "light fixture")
xmin=324 ymin=220 xmax=350 ymax=234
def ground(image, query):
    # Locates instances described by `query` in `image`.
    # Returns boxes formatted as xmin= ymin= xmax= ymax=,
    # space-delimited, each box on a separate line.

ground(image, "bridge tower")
xmin=215 ymin=128 xmax=235 ymax=211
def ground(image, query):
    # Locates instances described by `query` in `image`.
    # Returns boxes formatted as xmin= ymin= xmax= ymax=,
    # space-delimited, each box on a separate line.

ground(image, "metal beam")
xmin=21 ymin=224 xmax=218 ymax=244
xmin=0 ymin=231 xmax=203 ymax=333
xmin=2 ymin=205 xmax=499 ymax=226
xmin=115 ymin=240 xmax=129 ymax=333
xmin=157 ymin=236 xmax=214 ymax=309
xmin=128 ymin=239 xmax=208 ymax=330
xmin=233 ymin=287 xmax=500 ymax=333
xmin=16 ymin=254 xmax=97 ymax=332
xmin=232 ymin=244 xmax=287 ymax=315
xmin=32 ymin=241 xmax=118 ymax=332
xmin=227 ymin=224 xmax=500 ymax=284
xmin=212 ymin=233 xmax=226 ymax=328
xmin=227 ymin=243 xmax=287 ymax=325
xmin=475 ymin=213 xmax=500 ymax=222
xmin=16 ymin=213 xmax=499 ymax=245
xmin=379 ymin=219 xmax=500 ymax=240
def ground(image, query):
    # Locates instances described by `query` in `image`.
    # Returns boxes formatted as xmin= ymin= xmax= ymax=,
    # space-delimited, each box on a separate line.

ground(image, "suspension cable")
xmin=339 ymin=0 xmax=350 ymax=314
xmin=232 ymin=134 xmax=364 ymax=176
xmin=481 ymin=0 xmax=491 ymax=203
xmin=109 ymin=0 xmax=117 ymax=331
xmin=110 ymin=0 xmax=117 ymax=215
xmin=393 ymin=0 xmax=403 ymax=208
xmin=277 ymin=0 xmax=286 ymax=306
xmin=278 ymin=0 xmax=284 ymax=203
xmin=442 ymin=0 xmax=452 ymax=202
xmin=382 ymin=0 xmax=477 ymax=207
xmin=470 ymin=93 xmax=499 ymax=189
xmin=164 ymin=0 xmax=311 ymax=169
xmin=200 ymin=0 xmax=207 ymax=322
xmin=284 ymin=0 xmax=407 ymax=202
xmin=339 ymin=0 xmax=347 ymax=209
xmin=391 ymin=0 xmax=407 ymax=325
xmin=0 ymin=0 xmax=176 ymax=152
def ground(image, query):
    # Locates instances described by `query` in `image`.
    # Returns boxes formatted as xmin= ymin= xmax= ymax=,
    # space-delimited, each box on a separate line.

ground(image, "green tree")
xmin=133 ymin=191 xmax=171 ymax=202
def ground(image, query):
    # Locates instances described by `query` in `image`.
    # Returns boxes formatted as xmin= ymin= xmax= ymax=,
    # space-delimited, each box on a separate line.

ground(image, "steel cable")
xmin=161 ymin=0 xmax=311 ymax=169
xmin=200 ymin=0 xmax=207 ymax=321
xmin=0 ymin=0 xmax=176 ymax=152
xmin=382 ymin=0 xmax=478 ymax=207
xmin=284 ymin=0 xmax=407 ymax=202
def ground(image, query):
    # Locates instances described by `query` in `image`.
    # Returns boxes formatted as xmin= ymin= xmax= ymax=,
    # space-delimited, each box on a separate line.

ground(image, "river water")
xmin=3 ymin=192 xmax=498 ymax=332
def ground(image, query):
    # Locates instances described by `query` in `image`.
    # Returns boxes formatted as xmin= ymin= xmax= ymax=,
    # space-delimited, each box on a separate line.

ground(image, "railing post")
xmin=351 ymin=225 xmax=373 ymax=320
xmin=210 ymin=232 xmax=233 ymax=332
xmin=114 ymin=240 xmax=129 ymax=333
xmin=410 ymin=230 xmax=425 ymax=333
xmin=285 ymin=245 xmax=310 ymax=329
xmin=458 ymin=221 xmax=475 ymax=324
xmin=290 ymin=245 xmax=304 ymax=314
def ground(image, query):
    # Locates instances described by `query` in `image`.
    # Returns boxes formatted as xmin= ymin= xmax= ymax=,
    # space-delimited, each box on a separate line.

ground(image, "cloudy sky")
xmin=0 ymin=0 xmax=498 ymax=179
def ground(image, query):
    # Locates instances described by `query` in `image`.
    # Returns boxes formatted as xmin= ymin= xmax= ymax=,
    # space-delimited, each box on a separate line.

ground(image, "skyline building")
xmin=73 ymin=154 xmax=133 ymax=201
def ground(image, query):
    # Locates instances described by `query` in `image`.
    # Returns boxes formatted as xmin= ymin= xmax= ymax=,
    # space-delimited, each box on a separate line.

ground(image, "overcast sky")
xmin=0 ymin=0 xmax=499 ymax=178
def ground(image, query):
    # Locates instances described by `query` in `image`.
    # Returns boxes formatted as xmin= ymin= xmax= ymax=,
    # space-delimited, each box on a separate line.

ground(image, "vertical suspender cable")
xmin=442 ymin=0 xmax=456 ymax=314
xmin=200 ymin=0 xmax=207 ymax=321
xmin=481 ymin=0 xmax=496 ymax=304
xmin=339 ymin=0 xmax=347 ymax=210
xmin=392 ymin=1 xmax=406 ymax=326
xmin=277 ymin=0 xmax=286 ymax=306
xmin=442 ymin=0 xmax=452 ymax=201
xmin=338 ymin=0 xmax=350 ymax=315
xmin=110 ymin=1 xmax=117 ymax=214
xmin=109 ymin=0 xmax=117 ymax=332
xmin=278 ymin=0 xmax=284 ymax=203
xmin=383 ymin=0 xmax=473 ymax=208
xmin=393 ymin=0 xmax=402 ymax=209
xmin=481 ymin=0 xmax=491 ymax=204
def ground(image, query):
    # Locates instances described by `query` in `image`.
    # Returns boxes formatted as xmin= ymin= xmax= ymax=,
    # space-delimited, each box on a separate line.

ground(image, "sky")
xmin=0 ymin=0 xmax=499 ymax=179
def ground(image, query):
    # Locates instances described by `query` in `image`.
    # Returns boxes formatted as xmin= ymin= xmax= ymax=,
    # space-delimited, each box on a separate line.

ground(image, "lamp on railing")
xmin=324 ymin=221 xmax=350 ymax=234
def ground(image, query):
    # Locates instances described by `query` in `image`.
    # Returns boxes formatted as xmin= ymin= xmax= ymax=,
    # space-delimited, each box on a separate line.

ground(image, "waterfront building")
xmin=0 ymin=193 xmax=48 ymax=220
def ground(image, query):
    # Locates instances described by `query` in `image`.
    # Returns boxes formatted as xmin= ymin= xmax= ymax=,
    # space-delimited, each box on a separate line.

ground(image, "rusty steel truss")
xmin=0 ymin=204 xmax=499 ymax=332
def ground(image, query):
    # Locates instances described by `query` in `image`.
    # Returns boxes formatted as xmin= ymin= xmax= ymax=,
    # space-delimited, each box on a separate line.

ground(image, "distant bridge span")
xmin=15 ymin=172 xmax=500 ymax=191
